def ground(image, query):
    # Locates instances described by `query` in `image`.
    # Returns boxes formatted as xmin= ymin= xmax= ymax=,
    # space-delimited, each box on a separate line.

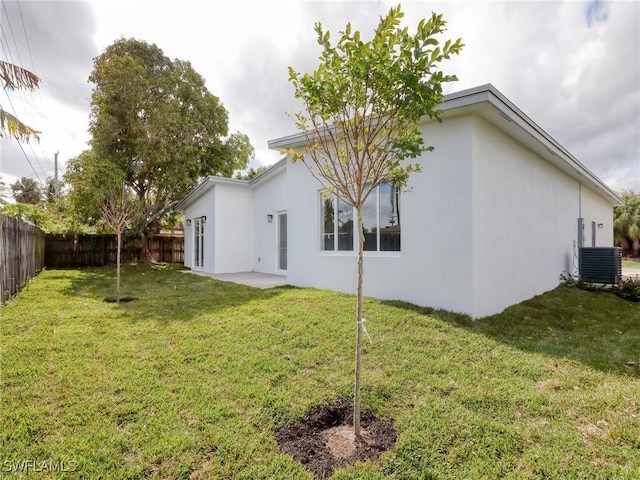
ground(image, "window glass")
xmin=337 ymin=196 xmax=354 ymax=251
xmin=362 ymin=190 xmax=378 ymax=251
xmin=321 ymin=197 xmax=335 ymax=251
xmin=379 ymin=182 xmax=400 ymax=251
xmin=319 ymin=184 xmax=399 ymax=253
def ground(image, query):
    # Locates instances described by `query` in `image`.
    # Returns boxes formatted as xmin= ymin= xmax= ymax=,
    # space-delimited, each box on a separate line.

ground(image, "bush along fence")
xmin=44 ymin=233 xmax=184 ymax=268
xmin=0 ymin=214 xmax=46 ymax=305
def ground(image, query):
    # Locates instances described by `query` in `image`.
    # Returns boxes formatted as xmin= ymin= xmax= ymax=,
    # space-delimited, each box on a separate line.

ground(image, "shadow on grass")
xmin=382 ymin=286 xmax=640 ymax=379
xmin=62 ymin=264 xmax=287 ymax=322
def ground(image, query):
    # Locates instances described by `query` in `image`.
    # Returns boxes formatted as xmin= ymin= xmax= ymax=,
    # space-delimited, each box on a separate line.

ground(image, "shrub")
xmin=559 ymin=271 xmax=640 ymax=302
xmin=614 ymin=277 xmax=640 ymax=302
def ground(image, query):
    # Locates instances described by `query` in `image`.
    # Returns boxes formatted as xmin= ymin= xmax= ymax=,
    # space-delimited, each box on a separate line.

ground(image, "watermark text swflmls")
xmin=3 ymin=459 xmax=78 ymax=473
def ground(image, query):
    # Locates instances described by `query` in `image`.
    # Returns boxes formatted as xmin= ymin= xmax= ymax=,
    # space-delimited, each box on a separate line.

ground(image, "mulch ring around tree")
xmin=275 ymin=398 xmax=397 ymax=479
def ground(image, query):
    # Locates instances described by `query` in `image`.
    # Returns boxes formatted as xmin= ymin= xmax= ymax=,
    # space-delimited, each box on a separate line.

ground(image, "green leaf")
xmin=287 ymin=3 xmax=463 ymax=208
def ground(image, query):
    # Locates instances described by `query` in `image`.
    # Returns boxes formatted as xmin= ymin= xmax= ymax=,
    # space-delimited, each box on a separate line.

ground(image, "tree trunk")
xmin=116 ymin=232 xmax=121 ymax=302
xmin=138 ymin=230 xmax=151 ymax=263
xmin=354 ymin=207 xmax=365 ymax=441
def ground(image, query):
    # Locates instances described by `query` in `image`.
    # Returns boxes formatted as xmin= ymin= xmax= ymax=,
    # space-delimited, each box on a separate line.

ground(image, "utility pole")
xmin=54 ymin=151 xmax=59 ymax=198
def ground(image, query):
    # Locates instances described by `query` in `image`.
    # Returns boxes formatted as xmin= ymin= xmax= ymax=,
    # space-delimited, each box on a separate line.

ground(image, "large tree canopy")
xmin=288 ymin=5 xmax=463 ymax=439
xmin=67 ymin=38 xmax=253 ymax=258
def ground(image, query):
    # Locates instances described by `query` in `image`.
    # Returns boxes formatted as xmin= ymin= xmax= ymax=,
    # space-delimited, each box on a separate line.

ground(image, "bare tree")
xmin=101 ymin=186 xmax=141 ymax=301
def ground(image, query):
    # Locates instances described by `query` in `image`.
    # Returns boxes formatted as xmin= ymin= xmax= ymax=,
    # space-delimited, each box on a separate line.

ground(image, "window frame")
xmin=320 ymin=192 xmax=355 ymax=253
xmin=362 ymin=182 xmax=401 ymax=253
xmin=319 ymin=183 xmax=401 ymax=255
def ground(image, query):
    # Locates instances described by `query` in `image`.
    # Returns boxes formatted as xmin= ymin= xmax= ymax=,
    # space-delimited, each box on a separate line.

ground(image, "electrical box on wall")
xmin=579 ymin=247 xmax=622 ymax=284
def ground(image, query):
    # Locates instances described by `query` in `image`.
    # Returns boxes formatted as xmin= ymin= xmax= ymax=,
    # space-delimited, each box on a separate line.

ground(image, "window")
xmin=363 ymin=182 xmax=400 ymax=251
xmin=321 ymin=195 xmax=354 ymax=251
xmin=320 ymin=182 xmax=400 ymax=252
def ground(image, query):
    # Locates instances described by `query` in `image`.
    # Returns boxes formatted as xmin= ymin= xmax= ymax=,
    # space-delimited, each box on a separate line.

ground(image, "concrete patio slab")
xmin=622 ymin=267 xmax=639 ymax=281
xmin=183 ymin=270 xmax=287 ymax=289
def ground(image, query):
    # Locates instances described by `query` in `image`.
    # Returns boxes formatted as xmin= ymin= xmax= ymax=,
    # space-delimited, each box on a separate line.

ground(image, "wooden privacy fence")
xmin=44 ymin=233 xmax=184 ymax=268
xmin=0 ymin=214 xmax=46 ymax=305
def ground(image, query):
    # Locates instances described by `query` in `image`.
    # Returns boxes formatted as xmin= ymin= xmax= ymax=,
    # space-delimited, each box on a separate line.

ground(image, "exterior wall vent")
xmin=578 ymin=247 xmax=622 ymax=284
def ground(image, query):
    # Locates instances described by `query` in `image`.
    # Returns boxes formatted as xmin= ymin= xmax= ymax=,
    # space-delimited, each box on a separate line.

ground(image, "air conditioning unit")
xmin=579 ymin=247 xmax=622 ymax=284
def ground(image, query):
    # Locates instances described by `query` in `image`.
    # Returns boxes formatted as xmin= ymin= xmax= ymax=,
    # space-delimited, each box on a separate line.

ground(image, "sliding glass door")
xmin=277 ymin=212 xmax=287 ymax=272
xmin=194 ymin=217 xmax=205 ymax=269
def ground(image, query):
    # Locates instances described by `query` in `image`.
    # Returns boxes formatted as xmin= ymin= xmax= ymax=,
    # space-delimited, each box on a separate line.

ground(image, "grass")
xmin=2 ymin=264 xmax=639 ymax=479
xmin=622 ymin=258 xmax=640 ymax=269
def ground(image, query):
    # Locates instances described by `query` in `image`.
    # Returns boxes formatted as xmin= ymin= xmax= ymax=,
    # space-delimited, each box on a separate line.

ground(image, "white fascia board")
xmin=174 ymin=176 xmax=249 ymax=211
xmin=207 ymin=176 xmax=250 ymax=187
xmin=248 ymin=157 xmax=287 ymax=187
xmin=267 ymin=83 xmax=622 ymax=205
xmin=480 ymin=86 xmax=623 ymax=206
xmin=266 ymin=84 xmax=495 ymax=150
xmin=174 ymin=177 xmax=214 ymax=211
xmin=176 ymin=159 xmax=289 ymax=211
xmin=268 ymin=132 xmax=307 ymax=151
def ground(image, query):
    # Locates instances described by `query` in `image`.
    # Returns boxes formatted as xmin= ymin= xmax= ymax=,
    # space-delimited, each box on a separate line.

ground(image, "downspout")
xmin=579 ymin=182 xmax=582 ymax=218
xmin=576 ymin=182 xmax=583 ymax=276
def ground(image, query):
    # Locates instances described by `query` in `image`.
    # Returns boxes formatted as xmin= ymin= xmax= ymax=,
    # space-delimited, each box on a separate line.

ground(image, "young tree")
xmin=0 ymin=61 xmax=41 ymax=142
xmin=287 ymin=5 xmax=463 ymax=439
xmin=100 ymin=185 xmax=142 ymax=301
xmin=11 ymin=176 xmax=42 ymax=204
xmin=73 ymin=38 xmax=254 ymax=261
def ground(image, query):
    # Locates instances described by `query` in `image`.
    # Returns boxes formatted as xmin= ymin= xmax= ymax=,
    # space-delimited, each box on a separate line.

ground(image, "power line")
xmin=1 ymin=1 xmax=56 ymax=181
xmin=0 ymin=1 xmax=26 ymax=69
xmin=2 ymin=87 xmax=46 ymax=176
xmin=14 ymin=0 xmax=50 ymax=168
xmin=16 ymin=0 xmax=38 ymax=83
xmin=12 ymin=0 xmax=43 ymax=109
xmin=1 ymin=2 xmax=49 ymax=178
xmin=9 ymin=138 xmax=43 ymax=183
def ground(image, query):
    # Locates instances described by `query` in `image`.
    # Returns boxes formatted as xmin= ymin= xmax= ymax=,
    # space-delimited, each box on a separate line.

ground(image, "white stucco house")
xmin=175 ymin=84 xmax=622 ymax=318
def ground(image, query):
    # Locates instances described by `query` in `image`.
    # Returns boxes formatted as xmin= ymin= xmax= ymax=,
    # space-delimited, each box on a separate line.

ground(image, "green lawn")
xmin=2 ymin=265 xmax=639 ymax=479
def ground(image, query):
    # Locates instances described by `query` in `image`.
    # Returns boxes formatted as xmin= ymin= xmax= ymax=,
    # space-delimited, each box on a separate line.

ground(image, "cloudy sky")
xmin=1 ymin=0 xmax=638 ymax=195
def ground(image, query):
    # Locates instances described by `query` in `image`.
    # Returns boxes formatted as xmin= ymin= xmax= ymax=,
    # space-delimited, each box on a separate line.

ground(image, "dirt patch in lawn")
xmin=103 ymin=297 xmax=137 ymax=303
xmin=275 ymin=399 xmax=397 ymax=478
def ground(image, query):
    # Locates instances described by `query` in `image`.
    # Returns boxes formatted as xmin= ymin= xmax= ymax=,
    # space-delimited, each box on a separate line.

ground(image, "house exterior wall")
xmin=470 ymin=115 xmax=614 ymax=317
xmin=252 ymin=168 xmax=287 ymax=274
xmin=286 ymin=115 xmax=477 ymax=315
xmin=178 ymin=86 xmax=619 ymax=318
xmin=213 ymin=184 xmax=254 ymax=274
xmin=286 ymin=112 xmax=614 ymax=318
xmin=579 ymin=184 xmax=614 ymax=247
xmin=183 ymin=186 xmax=216 ymax=272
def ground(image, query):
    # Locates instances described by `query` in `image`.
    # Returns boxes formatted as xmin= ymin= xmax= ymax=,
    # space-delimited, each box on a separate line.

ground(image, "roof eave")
xmin=481 ymin=86 xmax=623 ymax=206
xmin=174 ymin=176 xmax=249 ymax=211
xmin=268 ymin=84 xmax=622 ymax=206
xmin=248 ymin=157 xmax=288 ymax=186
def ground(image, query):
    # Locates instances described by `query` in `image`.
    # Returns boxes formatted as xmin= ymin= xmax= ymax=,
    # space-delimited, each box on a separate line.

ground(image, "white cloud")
xmin=1 ymin=0 xmax=638 ymax=194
